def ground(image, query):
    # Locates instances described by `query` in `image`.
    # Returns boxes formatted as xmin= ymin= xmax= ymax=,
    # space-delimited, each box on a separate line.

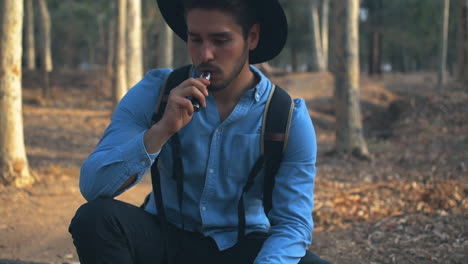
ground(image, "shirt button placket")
xmin=201 ymin=126 xmax=222 ymax=224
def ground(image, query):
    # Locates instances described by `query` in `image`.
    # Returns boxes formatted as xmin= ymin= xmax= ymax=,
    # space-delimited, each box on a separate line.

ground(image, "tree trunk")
xmin=368 ymin=32 xmax=383 ymax=75
xmin=320 ymin=0 xmax=330 ymax=70
xmin=37 ymin=0 xmax=52 ymax=99
xmin=367 ymin=0 xmax=383 ymax=76
xmin=438 ymin=0 xmax=450 ymax=87
xmin=456 ymin=0 xmax=468 ymax=84
xmin=310 ymin=0 xmax=325 ymax=72
xmin=126 ymin=0 xmax=143 ymax=88
xmin=87 ymin=37 xmax=96 ymax=65
xmin=157 ymin=23 xmax=173 ymax=68
xmin=330 ymin=0 xmax=370 ymax=158
xmin=114 ymin=0 xmax=128 ymax=104
xmin=290 ymin=44 xmax=299 ymax=72
xmin=107 ymin=3 xmax=116 ymax=78
xmin=0 ymin=0 xmax=34 ymax=187
xmin=25 ymin=0 xmax=35 ymax=70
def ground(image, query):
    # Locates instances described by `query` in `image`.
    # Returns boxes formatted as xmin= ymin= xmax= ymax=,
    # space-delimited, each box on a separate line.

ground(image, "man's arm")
xmin=79 ymin=68 xmax=210 ymax=201
xmin=254 ymin=98 xmax=317 ymax=264
xmin=79 ymin=69 xmax=170 ymax=201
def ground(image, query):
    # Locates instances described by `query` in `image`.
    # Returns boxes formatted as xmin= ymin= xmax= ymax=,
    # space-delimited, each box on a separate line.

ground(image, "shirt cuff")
xmin=143 ymin=135 xmax=161 ymax=162
xmin=116 ymin=131 xmax=159 ymax=183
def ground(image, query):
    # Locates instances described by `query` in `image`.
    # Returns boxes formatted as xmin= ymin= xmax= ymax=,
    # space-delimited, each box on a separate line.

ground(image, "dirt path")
xmin=0 ymin=70 xmax=466 ymax=264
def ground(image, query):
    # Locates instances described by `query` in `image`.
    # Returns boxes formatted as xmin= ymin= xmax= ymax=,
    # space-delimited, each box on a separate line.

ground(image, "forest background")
xmin=0 ymin=0 xmax=467 ymax=263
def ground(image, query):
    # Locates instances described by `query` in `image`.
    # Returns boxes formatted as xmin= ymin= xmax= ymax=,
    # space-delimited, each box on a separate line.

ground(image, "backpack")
xmin=147 ymin=64 xmax=293 ymax=242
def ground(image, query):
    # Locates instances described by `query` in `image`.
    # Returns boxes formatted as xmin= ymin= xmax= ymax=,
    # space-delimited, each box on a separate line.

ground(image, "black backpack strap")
xmin=147 ymin=65 xmax=193 ymax=262
xmin=149 ymin=65 xmax=193 ymax=207
xmin=142 ymin=65 xmax=192 ymax=208
xmin=262 ymin=85 xmax=294 ymax=214
xmin=237 ymin=84 xmax=293 ymax=241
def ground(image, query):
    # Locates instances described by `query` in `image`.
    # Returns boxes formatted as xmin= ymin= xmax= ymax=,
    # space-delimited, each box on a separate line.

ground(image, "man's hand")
xmin=143 ymin=77 xmax=210 ymax=153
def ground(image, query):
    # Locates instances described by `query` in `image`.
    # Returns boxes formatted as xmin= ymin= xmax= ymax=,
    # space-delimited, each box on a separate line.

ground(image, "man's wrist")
xmin=144 ymin=122 xmax=173 ymax=153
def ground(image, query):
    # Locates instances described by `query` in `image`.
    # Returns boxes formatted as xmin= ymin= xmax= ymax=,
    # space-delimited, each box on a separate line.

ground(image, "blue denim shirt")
xmin=80 ymin=66 xmax=317 ymax=264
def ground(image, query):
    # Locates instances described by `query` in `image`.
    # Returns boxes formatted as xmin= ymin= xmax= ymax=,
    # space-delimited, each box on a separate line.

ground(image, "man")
xmin=69 ymin=0 xmax=329 ymax=263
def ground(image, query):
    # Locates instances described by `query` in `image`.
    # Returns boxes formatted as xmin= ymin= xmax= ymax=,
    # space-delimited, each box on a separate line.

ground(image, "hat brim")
xmin=156 ymin=0 xmax=287 ymax=64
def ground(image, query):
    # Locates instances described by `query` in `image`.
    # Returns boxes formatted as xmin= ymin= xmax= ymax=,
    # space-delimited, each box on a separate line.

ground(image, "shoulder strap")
xmin=148 ymin=65 xmax=193 ymax=261
xmin=141 ymin=65 xmax=193 ymax=209
xmin=237 ymin=84 xmax=294 ymax=240
xmin=262 ymin=85 xmax=294 ymax=214
xmin=151 ymin=64 xmax=193 ymax=126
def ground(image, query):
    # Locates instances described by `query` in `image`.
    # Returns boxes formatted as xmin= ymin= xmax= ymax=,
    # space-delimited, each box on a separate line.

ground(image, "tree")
xmin=107 ymin=2 xmax=116 ymax=77
xmin=38 ymin=0 xmax=53 ymax=99
xmin=0 ymin=0 xmax=34 ymax=187
xmin=24 ymin=0 xmax=36 ymax=70
xmin=456 ymin=0 xmax=468 ymax=84
xmin=309 ymin=0 xmax=329 ymax=72
xmin=158 ymin=23 xmax=173 ymax=68
xmin=365 ymin=0 xmax=383 ymax=75
xmin=438 ymin=0 xmax=450 ymax=87
xmin=114 ymin=0 xmax=128 ymax=104
xmin=330 ymin=0 xmax=370 ymax=158
xmin=126 ymin=0 xmax=143 ymax=88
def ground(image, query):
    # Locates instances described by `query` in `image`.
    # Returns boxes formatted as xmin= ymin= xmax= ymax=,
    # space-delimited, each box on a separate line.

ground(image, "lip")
xmin=197 ymin=68 xmax=216 ymax=75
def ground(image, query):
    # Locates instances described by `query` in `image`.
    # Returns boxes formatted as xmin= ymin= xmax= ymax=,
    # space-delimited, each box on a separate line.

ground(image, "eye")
xmin=189 ymin=37 xmax=202 ymax=44
xmin=213 ymin=39 xmax=230 ymax=45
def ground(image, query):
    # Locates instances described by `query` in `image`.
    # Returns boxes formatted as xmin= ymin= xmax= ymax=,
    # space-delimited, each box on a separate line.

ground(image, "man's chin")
xmin=207 ymin=80 xmax=230 ymax=92
xmin=207 ymin=84 xmax=227 ymax=92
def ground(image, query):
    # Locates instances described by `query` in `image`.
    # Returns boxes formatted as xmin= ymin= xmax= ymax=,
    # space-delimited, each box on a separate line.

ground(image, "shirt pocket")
xmin=227 ymin=133 xmax=261 ymax=184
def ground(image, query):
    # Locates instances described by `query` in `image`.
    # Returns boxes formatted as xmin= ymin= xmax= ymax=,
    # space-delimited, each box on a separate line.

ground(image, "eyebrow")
xmin=188 ymin=31 xmax=232 ymax=38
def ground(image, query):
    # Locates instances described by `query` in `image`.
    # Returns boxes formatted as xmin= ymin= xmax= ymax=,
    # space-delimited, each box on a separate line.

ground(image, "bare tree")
xmin=456 ymin=0 xmax=468 ymax=85
xmin=107 ymin=2 xmax=116 ymax=78
xmin=0 ymin=0 xmax=34 ymax=187
xmin=438 ymin=0 xmax=450 ymax=88
xmin=37 ymin=0 xmax=52 ymax=99
xmin=114 ymin=0 xmax=128 ymax=104
xmin=25 ymin=0 xmax=36 ymax=70
xmin=330 ymin=0 xmax=370 ymax=159
xmin=126 ymin=0 xmax=143 ymax=88
xmin=310 ymin=0 xmax=329 ymax=72
xmin=367 ymin=0 xmax=383 ymax=76
xmin=320 ymin=0 xmax=330 ymax=70
xmin=158 ymin=23 xmax=173 ymax=68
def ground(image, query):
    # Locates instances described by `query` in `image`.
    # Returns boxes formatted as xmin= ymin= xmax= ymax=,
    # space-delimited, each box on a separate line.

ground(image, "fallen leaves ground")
xmin=0 ymin=69 xmax=466 ymax=264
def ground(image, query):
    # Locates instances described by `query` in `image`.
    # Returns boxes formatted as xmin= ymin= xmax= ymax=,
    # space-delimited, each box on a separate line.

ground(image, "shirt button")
xmin=201 ymin=206 xmax=206 ymax=211
xmin=140 ymin=160 xmax=147 ymax=166
xmin=209 ymin=169 xmax=214 ymax=173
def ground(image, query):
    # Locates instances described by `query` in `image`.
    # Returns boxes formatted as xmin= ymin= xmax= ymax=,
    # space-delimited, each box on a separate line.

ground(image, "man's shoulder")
xmin=144 ymin=68 xmax=173 ymax=83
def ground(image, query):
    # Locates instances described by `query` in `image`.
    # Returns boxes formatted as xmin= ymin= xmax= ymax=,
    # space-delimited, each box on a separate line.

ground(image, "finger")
xmin=197 ymin=76 xmax=211 ymax=88
xmin=170 ymin=96 xmax=195 ymax=116
xmin=185 ymin=85 xmax=207 ymax=108
xmin=181 ymin=78 xmax=209 ymax=96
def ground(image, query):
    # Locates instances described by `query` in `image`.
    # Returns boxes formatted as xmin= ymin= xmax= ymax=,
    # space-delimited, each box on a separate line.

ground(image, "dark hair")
xmin=182 ymin=0 xmax=258 ymax=38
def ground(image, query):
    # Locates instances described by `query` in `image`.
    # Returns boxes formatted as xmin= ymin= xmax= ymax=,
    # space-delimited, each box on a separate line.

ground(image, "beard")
xmin=196 ymin=43 xmax=250 ymax=92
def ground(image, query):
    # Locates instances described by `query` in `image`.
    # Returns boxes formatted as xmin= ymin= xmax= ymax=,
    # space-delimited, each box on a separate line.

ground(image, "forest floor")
xmin=0 ymin=69 xmax=466 ymax=264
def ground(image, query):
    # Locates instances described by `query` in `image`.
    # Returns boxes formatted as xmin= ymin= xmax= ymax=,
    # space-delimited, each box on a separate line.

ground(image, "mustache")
xmin=195 ymin=62 xmax=221 ymax=73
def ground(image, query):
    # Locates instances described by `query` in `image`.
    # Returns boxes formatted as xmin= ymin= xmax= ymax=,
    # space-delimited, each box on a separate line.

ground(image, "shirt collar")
xmin=249 ymin=65 xmax=269 ymax=103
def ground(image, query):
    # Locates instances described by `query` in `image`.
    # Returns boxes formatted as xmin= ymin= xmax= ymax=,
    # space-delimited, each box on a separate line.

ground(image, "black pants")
xmin=69 ymin=199 xmax=330 ymax=264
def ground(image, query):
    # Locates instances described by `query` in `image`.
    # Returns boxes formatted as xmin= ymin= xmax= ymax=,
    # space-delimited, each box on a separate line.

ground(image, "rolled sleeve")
xmin=255 ymin=98 xmax=316 ymax=264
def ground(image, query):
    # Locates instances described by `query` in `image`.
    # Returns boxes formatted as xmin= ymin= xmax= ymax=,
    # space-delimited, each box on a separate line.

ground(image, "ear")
xmin=248 ymin=24 xmax=260 ymax=51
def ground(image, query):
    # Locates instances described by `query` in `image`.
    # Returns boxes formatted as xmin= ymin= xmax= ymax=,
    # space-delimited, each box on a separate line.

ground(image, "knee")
xmin=69 ymin=198 xmax=118 ymax=237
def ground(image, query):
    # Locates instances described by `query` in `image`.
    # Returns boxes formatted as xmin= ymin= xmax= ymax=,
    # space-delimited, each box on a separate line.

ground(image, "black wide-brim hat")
xmin=156 ymin=0 xmax=288 ymax=64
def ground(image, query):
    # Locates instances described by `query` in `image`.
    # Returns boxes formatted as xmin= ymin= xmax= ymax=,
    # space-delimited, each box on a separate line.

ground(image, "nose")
xmin=199 ymin=43 xmax=215 ymax=62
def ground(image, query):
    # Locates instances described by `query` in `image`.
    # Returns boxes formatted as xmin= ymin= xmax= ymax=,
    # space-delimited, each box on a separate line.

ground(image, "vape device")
xmin=189 ymin=72 xmax=211 ymax=112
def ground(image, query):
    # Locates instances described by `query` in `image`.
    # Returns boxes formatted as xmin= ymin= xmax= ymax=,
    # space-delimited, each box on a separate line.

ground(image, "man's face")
xmin=186 ymin=9 xmax=258 ymax=91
